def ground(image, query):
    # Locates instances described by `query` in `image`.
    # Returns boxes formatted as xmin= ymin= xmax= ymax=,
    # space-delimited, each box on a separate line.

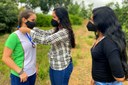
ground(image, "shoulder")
xmin=103 ymin=37 xmax=117 ymax=47
xmin=6 ymin=31 xmax=19 ymax=42
xmin=8 ymin=32 xmax=18 ymax=39
xmin=102 ymin=37 xmax=119 ymax=53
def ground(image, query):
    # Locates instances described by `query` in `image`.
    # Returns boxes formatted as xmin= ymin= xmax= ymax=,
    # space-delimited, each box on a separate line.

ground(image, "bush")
xmin=0 ymin=1 xmax=18 ymax=33
xmin=36 ymin=14 xmax=52 ymax=27
xmin=69 ymin=14 xmax=82 ymax=25
xmin=36 ymin=13 xmax=82 ymax=27
xmin=0 ymin=23 xmax=6 ymax=31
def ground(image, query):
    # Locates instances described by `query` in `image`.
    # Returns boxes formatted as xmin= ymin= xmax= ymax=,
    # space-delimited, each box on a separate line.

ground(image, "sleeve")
xmin=30 ymin=29 xmax=69 ymax=45
xmin=5 ymin=33 xmax=18 ymax=51
xmin=33 ymin=27 xmax=54 ymax=36
xmin=103 ymin=38 xmax=124 ymax=78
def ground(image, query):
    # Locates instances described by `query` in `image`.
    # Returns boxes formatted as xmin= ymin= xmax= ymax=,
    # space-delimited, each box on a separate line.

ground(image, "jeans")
xmin=95 ymin=81 xmax=123 ymax=85
xmin=10 ymin=73 xmax=36 ymax=85
xmin=49 ymin=61 xmax=73 ymax=85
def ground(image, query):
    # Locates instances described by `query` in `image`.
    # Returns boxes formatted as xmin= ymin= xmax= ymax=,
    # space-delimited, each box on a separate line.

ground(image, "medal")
xmin=26 ymin=33 xmax=36 ymax=48
xmin=32 ymin=43 xmax=36 ymax=48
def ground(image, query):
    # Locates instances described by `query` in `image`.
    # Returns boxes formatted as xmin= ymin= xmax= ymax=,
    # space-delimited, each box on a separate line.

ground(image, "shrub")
xmin=36 ymin=13 xmax=82 ymax=27
xmin=0 ymin=1 xmax=18 ymax=33
xmin=69 ymin=14 xmax=82 ymax=25
xmin=36 ymin=14 xmax=52 ymax=27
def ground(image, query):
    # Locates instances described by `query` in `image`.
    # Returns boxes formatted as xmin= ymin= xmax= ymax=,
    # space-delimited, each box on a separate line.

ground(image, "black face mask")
xmin=86 ymin=21 xmax=97 ymax=32
xmin=25 ymin=21 xmax=36 ymax=29
xmin=51 ymin=19 xmax=59 ymax=27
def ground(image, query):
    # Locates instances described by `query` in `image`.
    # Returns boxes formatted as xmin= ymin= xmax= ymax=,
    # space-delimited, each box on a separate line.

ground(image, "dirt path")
xmin=69 ymin=23 xmax=93 ymax=85
xmin=69 ymin=22 xmax=128 ymax=85
xmin=1 ymin=24 xmax=128 ymax=85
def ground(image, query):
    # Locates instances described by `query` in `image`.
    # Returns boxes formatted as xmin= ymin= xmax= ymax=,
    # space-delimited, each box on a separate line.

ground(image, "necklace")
xmin=93 ymin=36 xmax=105 ymax=48
xmin=26 ymin=33 xmax=36 ymax=48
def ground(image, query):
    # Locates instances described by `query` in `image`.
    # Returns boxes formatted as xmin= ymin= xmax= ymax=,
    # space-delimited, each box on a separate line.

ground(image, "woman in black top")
xmin=86 ymin=6 xmax=127 ymax=85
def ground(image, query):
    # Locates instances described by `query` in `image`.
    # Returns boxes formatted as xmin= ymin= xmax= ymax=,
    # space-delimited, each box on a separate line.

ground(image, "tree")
xmin=39 ymin=0 xmax=72 ymax=13
xmin=106 ymin=1 xmax=128 ymax=28
xmin=106 ymin=2 xmax=114 ymax=7
xmin=68 ymin=2 xmax=81 ymax=16
xmin=106 ymin=0 xmax=128 ymax=45
xmin=86 ymin=3 xmax=93 ymax=19
xmin=68 ymin=1 xmax=90 ymax=19
xmin=120 ymin=0 xmax=128 ymax=43
xmin=18 ymin=0 xmax=39 ymax=9
xmin=0 ymin=0 xmax=18 ymax=33
xmin=79 ymin=1 xmax=88 ymax=19
xmin=17 ymin=0 xmax=72 ymax=13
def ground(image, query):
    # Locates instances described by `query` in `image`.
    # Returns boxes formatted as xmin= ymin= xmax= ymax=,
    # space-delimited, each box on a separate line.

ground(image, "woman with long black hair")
xmin=19 ymin=7 xmax=75 ymax=85
xmin=86 ymin=6 xmax=127 ymax=85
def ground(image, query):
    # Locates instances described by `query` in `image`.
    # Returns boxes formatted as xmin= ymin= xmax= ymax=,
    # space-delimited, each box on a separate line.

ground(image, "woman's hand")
xmin=90 ymin=79 xmax=95 ymax=85
xmin=19 ymin=72 xmax=28 ymax=82
xmin=114 ymin=76 xmax=125 ymax=82
xmin=36 ymin=65 xmax=38 ymax=76
xmin=19 ymin=27 xmax=31 ymax=34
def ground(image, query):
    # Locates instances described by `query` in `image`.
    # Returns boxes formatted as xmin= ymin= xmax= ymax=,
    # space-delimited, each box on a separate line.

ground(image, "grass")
xmin=1 ymin=25 xmax=128 ymax=85
xmin=0 ymin=31 xmax=51 ymax=84
xmin=0 ymin=26 xmax=80 ymax=85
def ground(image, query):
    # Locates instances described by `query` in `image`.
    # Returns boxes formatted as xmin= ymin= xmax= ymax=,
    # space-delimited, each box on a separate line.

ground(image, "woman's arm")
xmin=90 ymin=78 xmax=95 ymax=85
xmin=108 ymin=50 xmax=125 ymax=81
xmin=33 ymin=27 xmax=54 ymax=35
xmin=19 ymin=27 xmax=54 ymax=35
xmin=114 ymin=77 xmax=125 ymax=82
xmin=108 ymin=50 xmax=125 ymax=82
xmin=2 ymin=47 xmax=21 ymax=74
xmin=30 ymin=29 xmax=69 ymax=44
xmin=2 ymin=47 xmax=28 ymax=82
xmin=36 ymin=64 xmax=39 ymax=75
xmin=103 ymin=39 xmax=125 ymax=82
xmin=19 ymin=27 xmax=69 ymax=44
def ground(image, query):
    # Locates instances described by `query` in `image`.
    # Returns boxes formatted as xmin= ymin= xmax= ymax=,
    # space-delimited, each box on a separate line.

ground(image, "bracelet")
xmin=18 ymin=69 xmax=24 ymax=75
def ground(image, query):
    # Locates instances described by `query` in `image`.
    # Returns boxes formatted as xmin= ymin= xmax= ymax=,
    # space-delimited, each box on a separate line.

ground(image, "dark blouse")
xmin=91 ymin=37 xmax=124 ymax=82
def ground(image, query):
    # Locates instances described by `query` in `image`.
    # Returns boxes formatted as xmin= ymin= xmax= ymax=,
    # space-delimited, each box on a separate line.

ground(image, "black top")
xmin=91 ymin=37 xmax=124 ymax=82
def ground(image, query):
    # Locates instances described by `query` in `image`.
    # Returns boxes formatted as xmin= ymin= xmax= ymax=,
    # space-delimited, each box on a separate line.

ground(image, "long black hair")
xmin=92 ymin=6 xmax=127 ymax=62
xmin=53 ymin=7 xmax=75 ymax=48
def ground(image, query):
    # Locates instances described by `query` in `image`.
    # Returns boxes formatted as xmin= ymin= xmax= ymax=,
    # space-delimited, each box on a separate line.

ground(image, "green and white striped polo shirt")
xmin=5 ymin=30 xmax=36 ymax=77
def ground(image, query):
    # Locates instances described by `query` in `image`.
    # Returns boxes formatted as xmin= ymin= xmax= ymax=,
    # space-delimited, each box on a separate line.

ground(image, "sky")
xmin=73 ymin=0 xmax=123 ymax=8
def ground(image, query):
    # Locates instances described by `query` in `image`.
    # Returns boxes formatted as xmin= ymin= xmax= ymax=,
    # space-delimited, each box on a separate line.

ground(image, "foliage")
xmin=36 ymin=14 xmax=52 ymax=27
xmin=16 ymin=0 xmax=91 ymax=19
xmin=106 ymin=0 xmax=128 ymax=45
xmin=69 ymin=15 xmax=83 ymax=25
xmin=18 ymin=0 xmax=39 ymax=9
xmin=39 ymin=0 xmax=72 ymax=14
xmin=68 ymin=2 xmax=80 ymax=16
xmin=68 ymin=1 xmax=93 ymax=19
xmin=79 ymin=1 xmax=88 ymax=19
xmin=36 ymin=13 xmax=82 ymax=27
xmin=86 ymin=3 xmax=93 ymax=19
xmin=107 ymin=1 xmax=128 ymax=27
xmin=0 ymin=0 xmax=18 ymax=33
xmin=36 ymin=44 xmax=50 ymax=80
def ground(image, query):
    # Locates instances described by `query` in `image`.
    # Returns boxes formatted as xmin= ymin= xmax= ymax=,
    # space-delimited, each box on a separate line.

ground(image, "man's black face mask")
xmin=86 ymin=21 xmax=97 ymax=32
